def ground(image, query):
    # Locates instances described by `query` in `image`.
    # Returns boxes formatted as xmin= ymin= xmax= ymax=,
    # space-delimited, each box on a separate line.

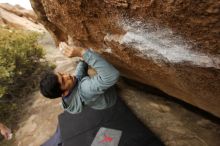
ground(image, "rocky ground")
xmin=0 ymin=32 xmax=218 ymax=146
xmin=118 ymin=81 xmax=220 ymax=146
xmin=0 ymin=3 xmax=44 ymax=32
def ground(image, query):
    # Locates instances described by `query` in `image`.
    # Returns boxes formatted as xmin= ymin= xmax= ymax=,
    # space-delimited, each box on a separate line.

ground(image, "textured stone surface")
xmin=30 ymin=0 xmax=220 ymax=117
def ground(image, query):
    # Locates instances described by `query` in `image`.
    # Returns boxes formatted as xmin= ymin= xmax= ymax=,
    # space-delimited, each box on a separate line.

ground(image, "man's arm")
xmin=79 ymin=49 xmax=120 ymax=98
xmin=75 ymin=60 xmax=88 ymax=81
xmin=59 ymin=42 xmax=119 ymax=99
xmin=59 ymin=42 xmax=88 ymax=80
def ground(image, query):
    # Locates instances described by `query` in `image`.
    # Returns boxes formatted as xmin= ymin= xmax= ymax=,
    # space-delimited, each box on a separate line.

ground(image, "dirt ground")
xmin=1 ymin=32 xmax=219 ymax=146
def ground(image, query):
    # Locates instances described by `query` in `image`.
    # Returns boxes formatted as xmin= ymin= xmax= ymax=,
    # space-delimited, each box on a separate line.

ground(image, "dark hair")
xmin=40 ymin=72 xmax=62 ymax=99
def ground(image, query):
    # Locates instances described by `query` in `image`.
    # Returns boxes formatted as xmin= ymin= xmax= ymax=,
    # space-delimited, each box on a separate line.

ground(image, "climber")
xmin=40 ymin=42 xmax=164 ymax=146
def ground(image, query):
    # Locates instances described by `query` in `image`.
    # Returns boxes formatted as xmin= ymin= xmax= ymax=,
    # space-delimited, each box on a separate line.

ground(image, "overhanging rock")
xmin=30 ymin=0 xmax=220 ymax=117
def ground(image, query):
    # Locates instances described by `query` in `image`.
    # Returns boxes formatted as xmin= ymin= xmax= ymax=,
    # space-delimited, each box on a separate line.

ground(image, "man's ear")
xmin=62 ymin=90 xmax=69 ymax=97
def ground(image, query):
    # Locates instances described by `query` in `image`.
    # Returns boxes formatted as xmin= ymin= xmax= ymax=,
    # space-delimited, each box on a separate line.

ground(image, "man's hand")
xmin=59 ymin=42 xmax=87 ymax=58
xmin=0 ymin=123 xmax=12 ymax=140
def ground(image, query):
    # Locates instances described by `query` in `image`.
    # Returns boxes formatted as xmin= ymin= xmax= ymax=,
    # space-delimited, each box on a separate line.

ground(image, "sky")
xmin=0 ymin=0 xmax=32 ymax=9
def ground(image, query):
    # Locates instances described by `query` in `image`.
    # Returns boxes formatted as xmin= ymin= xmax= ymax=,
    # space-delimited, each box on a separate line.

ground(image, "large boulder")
xmin=30 ymin=0 xmax=220 ymax=117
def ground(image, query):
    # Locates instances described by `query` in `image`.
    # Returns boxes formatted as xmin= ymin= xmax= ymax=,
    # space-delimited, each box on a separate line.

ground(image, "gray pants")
xmin=41 ymin=125 xmax=62 ymax=146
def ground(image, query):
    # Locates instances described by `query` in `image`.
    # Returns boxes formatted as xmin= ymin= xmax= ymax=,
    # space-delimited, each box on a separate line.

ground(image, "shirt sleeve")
xmin=79 ymin=49 xmax=120 ymax=99
xmin=75 ymin=60 xmax=88 ymax=81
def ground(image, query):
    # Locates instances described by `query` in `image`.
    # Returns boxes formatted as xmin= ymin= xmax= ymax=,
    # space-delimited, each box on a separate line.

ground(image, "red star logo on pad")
xmin=99 ymin=134 xmax=113 ymax=143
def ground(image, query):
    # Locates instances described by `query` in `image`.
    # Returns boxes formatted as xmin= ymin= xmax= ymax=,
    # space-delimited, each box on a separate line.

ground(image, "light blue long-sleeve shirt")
xmin=61 ymin=49 xmax=120 ymax=114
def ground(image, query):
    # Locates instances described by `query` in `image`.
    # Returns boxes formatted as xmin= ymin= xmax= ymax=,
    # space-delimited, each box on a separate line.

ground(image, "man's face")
xmin=57 ymin=72 xmax=76 ymax=96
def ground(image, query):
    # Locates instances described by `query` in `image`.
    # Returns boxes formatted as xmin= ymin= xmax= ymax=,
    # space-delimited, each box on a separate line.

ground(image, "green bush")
xmin=0 ymin=27 xmax=45 ymax=98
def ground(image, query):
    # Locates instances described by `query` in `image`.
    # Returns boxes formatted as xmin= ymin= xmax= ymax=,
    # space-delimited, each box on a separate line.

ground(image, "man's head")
xmin=40 ymin=72 xmax=76 ymax=99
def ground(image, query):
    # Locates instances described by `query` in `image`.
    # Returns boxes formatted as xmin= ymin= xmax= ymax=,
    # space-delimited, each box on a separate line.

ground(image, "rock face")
xmin=0 ymin=3 xmax=45 ymax=32
xmin=30 ymin=0 xmax=220 ymax=117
